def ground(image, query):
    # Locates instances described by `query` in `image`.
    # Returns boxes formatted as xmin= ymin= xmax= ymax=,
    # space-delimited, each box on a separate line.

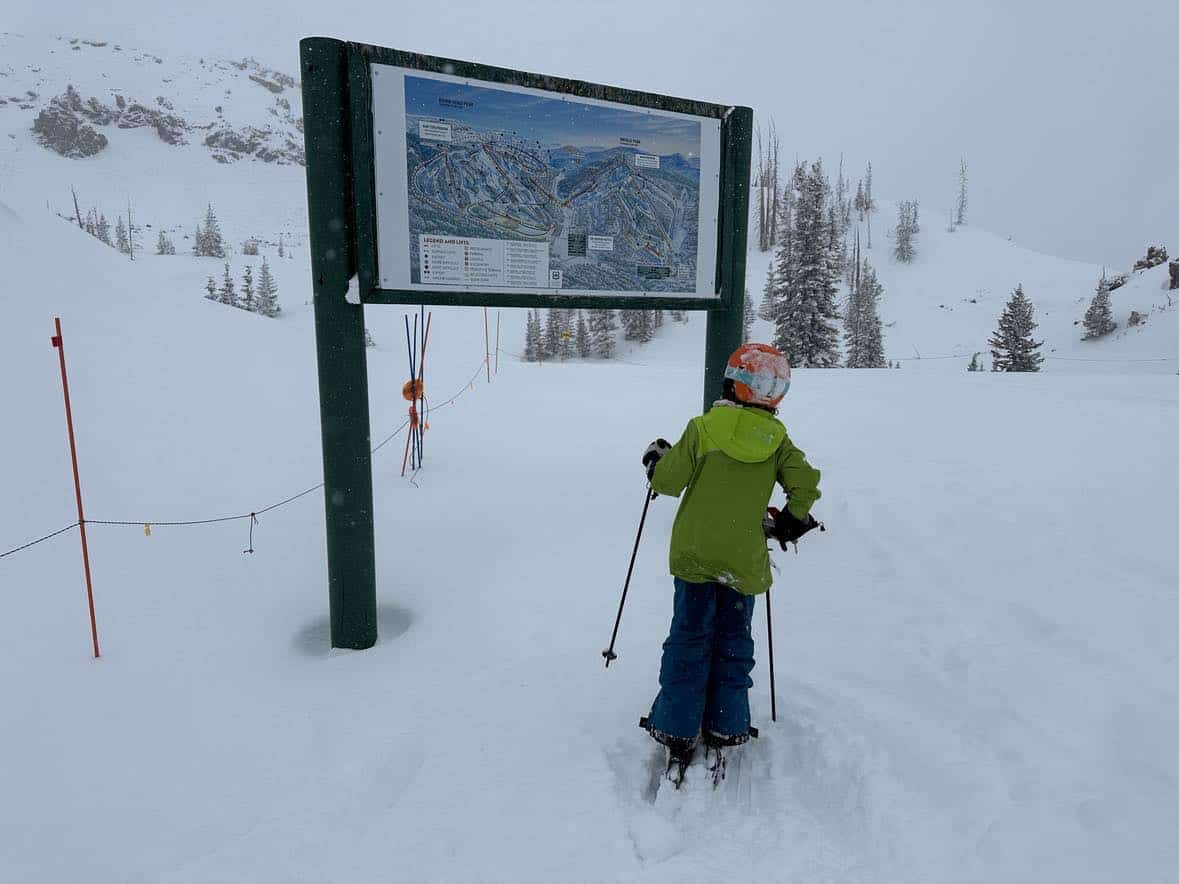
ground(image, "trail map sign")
xmin=369 ymin=66 xmax=722 ymax=301
xmin=301 ymin=37 xmax=751 ymax=648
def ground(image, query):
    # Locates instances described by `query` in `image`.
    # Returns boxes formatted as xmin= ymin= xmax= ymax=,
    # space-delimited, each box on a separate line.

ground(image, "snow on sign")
xmin=370 ymin=64 xmax=723 ymax=300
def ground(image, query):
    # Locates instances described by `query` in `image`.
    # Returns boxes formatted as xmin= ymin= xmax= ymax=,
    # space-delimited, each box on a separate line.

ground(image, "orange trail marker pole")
xmin=50 ymin=317 xmax=100 ymax=659
xmin=483 ymin=307 xmax=491 ymax=383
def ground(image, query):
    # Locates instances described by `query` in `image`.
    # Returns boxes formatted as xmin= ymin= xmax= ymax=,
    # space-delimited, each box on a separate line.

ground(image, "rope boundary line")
xmin=1 ymin=357 xmax=494 ymax=562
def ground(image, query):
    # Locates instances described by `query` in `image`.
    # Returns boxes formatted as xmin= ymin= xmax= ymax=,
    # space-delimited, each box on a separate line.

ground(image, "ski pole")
xmin=602 ymin=485 xmax=656 ymax=668
xmin=765 ymin=588 xmax=777 ymax=722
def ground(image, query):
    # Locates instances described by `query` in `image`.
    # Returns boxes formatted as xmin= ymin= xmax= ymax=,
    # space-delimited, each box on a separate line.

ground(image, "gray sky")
xmin=12 ymin=0 xmax=1176 ymax=265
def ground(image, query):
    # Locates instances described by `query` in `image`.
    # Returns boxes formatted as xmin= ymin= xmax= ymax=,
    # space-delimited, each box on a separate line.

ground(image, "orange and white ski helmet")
xmin=724 ymin=343 xmax=791 ymax=408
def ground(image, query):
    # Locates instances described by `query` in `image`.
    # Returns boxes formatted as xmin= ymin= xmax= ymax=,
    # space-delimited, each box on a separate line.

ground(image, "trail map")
xmin=401 ymin=75 xmax=705 ymax=293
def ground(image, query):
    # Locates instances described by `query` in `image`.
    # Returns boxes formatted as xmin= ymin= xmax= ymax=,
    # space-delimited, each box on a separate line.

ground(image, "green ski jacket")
xmin=650 ymin=402 xmax=821 ymax=596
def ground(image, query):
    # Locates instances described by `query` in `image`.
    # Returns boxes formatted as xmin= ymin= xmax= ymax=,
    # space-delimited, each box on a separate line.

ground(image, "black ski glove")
xmin=766 ymin=507 xmax=820 ymax=548
xmin=642 ymin=438 xmax=671 ymax=481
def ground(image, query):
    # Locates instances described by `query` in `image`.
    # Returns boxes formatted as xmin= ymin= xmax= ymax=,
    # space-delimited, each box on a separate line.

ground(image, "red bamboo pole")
xmin=50 ymin=317 xmax=100 ymax=659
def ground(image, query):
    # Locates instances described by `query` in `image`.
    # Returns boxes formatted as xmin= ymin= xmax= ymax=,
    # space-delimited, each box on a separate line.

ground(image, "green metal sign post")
xmin=300 ymin=36 xmax=751 ymax=649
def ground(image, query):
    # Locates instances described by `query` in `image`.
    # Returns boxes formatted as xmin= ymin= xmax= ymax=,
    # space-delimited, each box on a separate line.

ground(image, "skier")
xmin=640 ymin=343 xmax=822 ymax=784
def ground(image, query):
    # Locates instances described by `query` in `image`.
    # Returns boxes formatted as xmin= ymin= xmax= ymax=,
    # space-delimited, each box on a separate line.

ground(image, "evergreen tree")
xmin=893 ymin=200 xmax=918 ymax=263
xmin=156 ymin=230 xmax=176 ymax=255
xmin=84 ymin=208 xmax=97 ymax=236
xmin=242 ymin=238 xmax=259 ymax=256
xmin=543 ymin=308 xmax=562 ymax=358
xmin=1082 ymin=274 xmax=1117 ymax=339
xmin=589 ymin=309 xmax=617 ymax=358
xmin=256 ymin=256 xmax=280 ymax=317
xmin=758 ymin=261 xmax=777 ymax=322
xmin=989 ymin=285 xmax=1044 ymax=371
xmin=967 ymin=352 xmax=982 ymax=371
xmin=192 ymin=224 xmax=204 ymax=256
xmin=772 ymin=160 xmax=841 ymax=367
xmin=956 ymin=158 xmax=968 ymax=226
xmin=218 ymin=262 xmax=237 ymax=307
xmin=198 ymin=204 xmax=225 ymax=258
xmin=742 ymin=290 xmax=755 ymax=342
xmin=853 ymin=179 xmax=867 ymax=220
xmin=115 ymin=216 xmax=130 ymax=254
xmin=278 ymin=236 xmax=285 ymax=258
xmin=523 ymin=309 xmax=543 ymax=362
xmin=576 ymin=311 xmax=590 ymax=358
xmin=205 ymin=275 xmax=217 ymax=300
xmin=864 ymin=162 xmax=876 ymax=249
xmin=240 ymin=264 xmax=256 ymax=313
xmin=364 ymin=328 xmax=376 ymax=348
xmin=95 ymin=212 xmax=111 ymax=246
xmin=844 ymin=233 xmax=886 ymax=367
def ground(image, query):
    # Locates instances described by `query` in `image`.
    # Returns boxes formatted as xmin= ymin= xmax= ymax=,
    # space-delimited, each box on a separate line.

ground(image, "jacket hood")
xmin=698 ymin=402 xmax=785 ymax=464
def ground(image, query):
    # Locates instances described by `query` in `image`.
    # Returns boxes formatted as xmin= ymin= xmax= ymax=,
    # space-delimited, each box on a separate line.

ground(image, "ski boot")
xmin=640 ymin=717 xmax=697 ymax=790
xmin=702 ymin=727 xmax=759 ymax=788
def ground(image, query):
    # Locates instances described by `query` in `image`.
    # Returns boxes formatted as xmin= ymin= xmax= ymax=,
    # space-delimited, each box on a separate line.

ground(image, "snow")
xmin=2 ymin=33 xmax=1179 ymax=884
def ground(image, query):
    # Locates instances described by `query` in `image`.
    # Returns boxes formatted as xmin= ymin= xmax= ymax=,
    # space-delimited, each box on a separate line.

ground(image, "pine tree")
xmin=893 ymin=200 xmax=918 ymax=263
xmin=956 ymin=158 xmax=968 ymax=226
xmin=864 ymin=162 xmax=876 ymax=249
xmin=256 ymin=256 xmax=280 ymax=317
xmin=742 ymin=290 xmax=755 ymax=342
xmin=156 ymin=230 xmax=175 ymax=255
xmin=205 ymin=276 xmax=217 ymax=300
xmin=589 ymin=309 xmax=617 ymax=358
xmin=523 ymin=309 xmax=543 ymax=361
xmin=844 ymin=233 xmax=886 ymax=367
xmin=218 ymin=262 xmax=237 ymax=307
xmin=278 ymin=236 xmax=285 ymax=258
xmin=772 ymin=160 xmax=841 ymax=367
xmin=543 ymin=308 xmax=562 ymax=358
xmin=115 ymin=216 xmax=130 ymax=254
xmin=95 ymin=212 xmax=111 ymax=246
xmin=192 ymin=224 xmax=204 ymax=256
xmin=967 ymin=352 xmax=982 ymax=371
xmin=1082 ymin=274 xmax=1117 ymax=339
xmin=240 ymin=264 xmax=256 ymax=312
xmin=989 ymin=285 xmax=1043 ymax=371
xmin=576 ymin=311 xmax=590 ymax=358
xmin=758 ymin=262 xmax=777 ymax=322
xmin=525 ymin=308 xmax=542 ymax=360
xmin=199 ymin=204 xmax=225 ymax=258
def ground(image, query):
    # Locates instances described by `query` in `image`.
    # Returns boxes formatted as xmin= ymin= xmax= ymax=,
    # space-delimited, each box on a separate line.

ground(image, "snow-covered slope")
xmin=747 ymin=205 xmax=1179 ymax=373
xmin=0 ymin=32 xmax=308 ymax=260
xmin=3 ymin=33 xmax=1179 ymax=884
xmin=3 ymin=183 xmax=1179 ymax=882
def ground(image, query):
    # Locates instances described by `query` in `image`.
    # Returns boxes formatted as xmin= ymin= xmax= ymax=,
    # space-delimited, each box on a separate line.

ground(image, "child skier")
xmin=640 ymin=343 xmax=821 ymax=780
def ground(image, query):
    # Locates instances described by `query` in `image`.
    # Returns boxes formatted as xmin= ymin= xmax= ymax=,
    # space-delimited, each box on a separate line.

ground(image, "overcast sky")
xmin=11 ymin=0 xmax=1175 ymax=265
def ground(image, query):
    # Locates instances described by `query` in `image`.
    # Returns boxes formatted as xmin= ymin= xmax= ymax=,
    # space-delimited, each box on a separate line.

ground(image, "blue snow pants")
xmin=647 ymin=578 xmax=757 ymax=742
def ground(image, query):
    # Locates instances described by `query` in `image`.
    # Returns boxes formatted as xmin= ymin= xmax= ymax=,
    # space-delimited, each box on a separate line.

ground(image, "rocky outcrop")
xmin=1133 ymin=245 xmax=1168 ymax=272
xmin=1169 ymin=259 xmax=1179 ymax=290
xmin=204 ymin=125 xmax=305 ymax=166
xmin=31 ymin=85 xmax=190 ymax=156
xmin=32 ymin=89 xmax=108 ymax=157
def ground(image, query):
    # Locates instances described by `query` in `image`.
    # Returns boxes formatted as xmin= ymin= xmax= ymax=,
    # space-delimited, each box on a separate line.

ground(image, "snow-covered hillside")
xmin=3 ymin=32 xmax=1179 ymax=884
xmin=0 ymin=32 xmax=308 ymax=263
xmin=747 ymin=206 xmax=1179 ymax=373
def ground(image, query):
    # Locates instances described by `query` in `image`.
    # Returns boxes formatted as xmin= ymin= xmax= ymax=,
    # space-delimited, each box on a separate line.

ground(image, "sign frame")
xmin=301 ymin=37 xmax=751 ymax=649
xmin=343 ymin=42 xmax=748 ymax=312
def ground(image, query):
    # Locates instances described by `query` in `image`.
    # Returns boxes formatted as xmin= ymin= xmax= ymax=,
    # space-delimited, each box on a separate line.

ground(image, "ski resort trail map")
xmin=402 ymin=74 xmax=705 ymax=294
